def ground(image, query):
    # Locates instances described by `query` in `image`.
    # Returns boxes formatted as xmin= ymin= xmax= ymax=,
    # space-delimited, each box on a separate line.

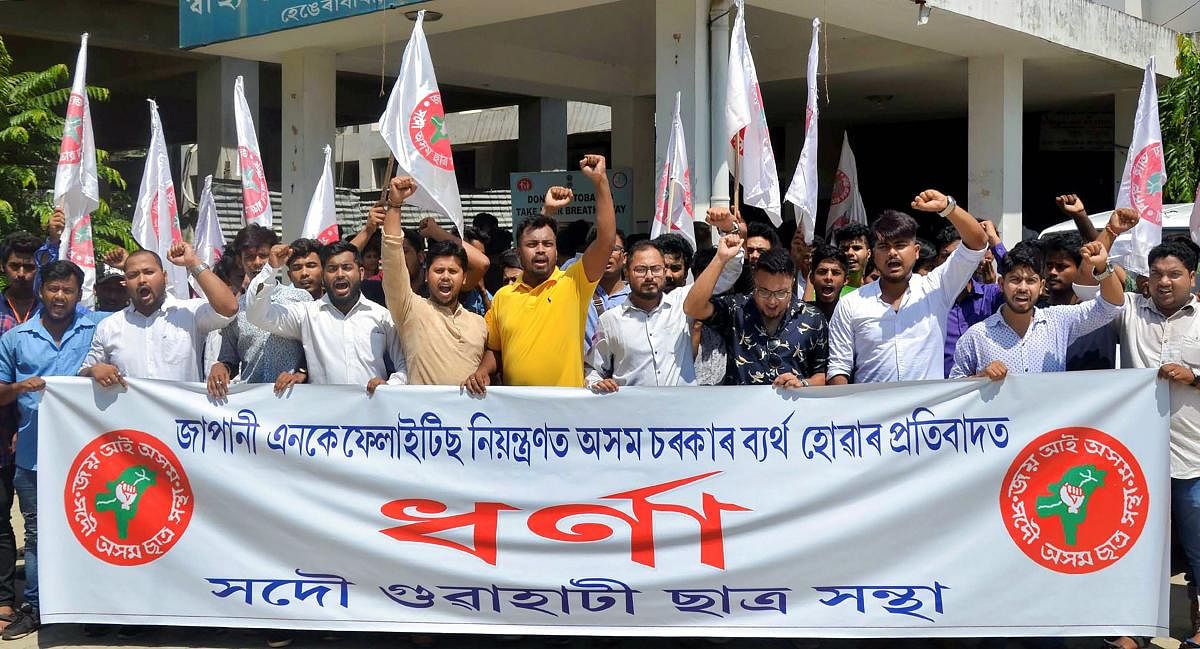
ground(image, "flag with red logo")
xmin=133 ymin=100 xmax=188 ymax=299
xmin=379 ymin=10 xmax=463 ymax=231
xmin=651 ymin=92 xmax=696 ymax=250
xmin=302 ymin=145 xmax=339 ymax=244
xmin=725 ymin=0 xmax=781 ymax=225
xmin=53 ymin=33 xmax=99 ymax=306
xmin=234 ymin=75 xmax=273 ymax=229
xmin=1115 ymin=58 xmax=1165 ymax=277
xmin=784 ymin=17 xmax=821 ymax=243
xmin=825 ymin=132 xmax=867 ymax=238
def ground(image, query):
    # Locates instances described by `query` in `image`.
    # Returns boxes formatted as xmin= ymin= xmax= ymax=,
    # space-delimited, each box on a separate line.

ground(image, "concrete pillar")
xmin=1113 ymin=90 xmax=1138 ymax=199
xmin=610 ymin=96 xmax=655 ymax=234
xmin=518 ymin=98 xmax=567 ymax=172
xmin=281 ymin=48 xmax=336 ymax=241
xmin=968 ymin=55 xmax=1023 ymax=247
xmin=655 ymin=0 xmax=712 ymax=237
xmin=709 ymin=0 xmax=732 ymax=216
xmin=196 ymin=57 xmax=258 ymax=182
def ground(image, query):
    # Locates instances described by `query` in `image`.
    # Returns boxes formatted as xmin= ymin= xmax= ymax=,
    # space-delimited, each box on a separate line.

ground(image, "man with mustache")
xmin=380 ymin=176 xmax=489 ymax=386
xmin=949 ymin=241 xmax=1123 ymax=379
xmin=80 ymin=242 xmax=238 ymax=386
xmin=464 ymin=154 xmax=616 ymax=392
xmin=807 ymin=245 xmax=849 ymax=323
xmin=0 ymin=261 xmax=105 ymax=639
xmin=827 ymin=189 xmax=987 ymax=384
xmin=246 ymin=240 xmax=407 ymax=393
xmin=285 ymin=238 xmax=324 ymax=300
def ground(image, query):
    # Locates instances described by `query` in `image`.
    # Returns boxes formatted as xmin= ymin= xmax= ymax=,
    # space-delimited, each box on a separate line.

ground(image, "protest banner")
xmin=39 ymin=371 xmax=1168 ymax=637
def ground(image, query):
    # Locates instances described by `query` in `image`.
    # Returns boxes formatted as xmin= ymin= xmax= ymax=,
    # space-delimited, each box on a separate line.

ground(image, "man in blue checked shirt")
xmin=0 ymin=261 xmax=106 ymax=640
xmin=949 ymin=240 xmax=1124 ymax=380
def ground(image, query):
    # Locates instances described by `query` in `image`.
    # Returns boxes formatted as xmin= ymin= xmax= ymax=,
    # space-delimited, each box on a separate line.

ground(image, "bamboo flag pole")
xmin=733 ymin=131 xmax=743 ymax=220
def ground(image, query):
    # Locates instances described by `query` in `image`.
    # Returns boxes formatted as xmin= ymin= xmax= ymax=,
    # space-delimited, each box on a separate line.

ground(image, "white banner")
xmin=39 ymin=371 xmax=1168 ymax=637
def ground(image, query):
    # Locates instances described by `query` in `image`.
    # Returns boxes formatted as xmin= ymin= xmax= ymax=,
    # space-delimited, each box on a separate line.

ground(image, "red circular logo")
xmin=58 ymin=92 xmax=85 ymax=165
xmin=150 ymin=190 xmax=183 ymax=245
xmin=1000 ymin=427 xmax=1148 ymax=574
xmin=1130 ymin=142 xmax=1165 ymax=226
xmin=66 ymin=214 xmax=95 ymax=269
xmin=830 ymin=170 xmax=851 ymax=207
xmin=408 ymin=92 xmax=454 ymax=171
xmin=64 ymin=429 xmax=194 ymax=566
xmin=517 ymin=177 xmax=533 ymax=193
xmin=239 ymin=146 xmax=270 ymax=220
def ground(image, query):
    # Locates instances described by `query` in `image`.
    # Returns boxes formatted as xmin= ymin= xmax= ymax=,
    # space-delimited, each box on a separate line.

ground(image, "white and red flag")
xmin=725 ymin=0 xmax=781 ymax=225
xmin=1115 ymin=57 xmax=1166 ymax=277
xmin=651 ymin=91 xmax=696 ymax=250
xmin=825 ymin=132 xmax=868 ymax=237
xmin=785 ymin=18 xmax=821 ymax=243
xmin=379 ymin=10 xmax=463 ymax=231
xmin=133 ymin=100 xmax=188 ymax=299
xmin=234 ymin=75 xmax=272 ymax=229
xmin=301 ymin=145 xmax=339 ymax=244
xmin=53 ymin=33 xmax=99 ymax=305
xmin=193 ymin=174 xmax=225 ymax=266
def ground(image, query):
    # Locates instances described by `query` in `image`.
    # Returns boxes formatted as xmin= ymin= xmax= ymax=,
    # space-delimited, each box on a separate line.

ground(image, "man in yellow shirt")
xmin=464 ymin=154 xmax=616 ymax=391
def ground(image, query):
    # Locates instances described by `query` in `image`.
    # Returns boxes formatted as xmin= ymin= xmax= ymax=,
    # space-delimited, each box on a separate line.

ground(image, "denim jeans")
xmin=12 ymin=467 xmax=35 ymax=612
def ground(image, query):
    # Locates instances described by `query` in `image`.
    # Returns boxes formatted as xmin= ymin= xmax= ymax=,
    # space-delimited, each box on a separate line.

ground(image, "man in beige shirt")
xmin=381 ymin=176 xmax=489 ymax=385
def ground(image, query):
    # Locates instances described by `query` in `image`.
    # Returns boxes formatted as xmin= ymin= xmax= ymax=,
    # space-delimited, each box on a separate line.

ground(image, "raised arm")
xmin=576 ymin=154 xmax=616 ymax=283
xmin=382 ymin=176 xmax=418 ymax=324
xmin=245 ymin=245 xmax=305 ymax=340
xmin=167 ymin=241 xmax=238 ymax=317
xmin=418 ymin=217 xmax=491 ymax=291
xmin=683 ymin=234 xmax=743 ymax=321
xmin=1056 ymin=194 xmax=1099 ymax=243
xmin=1079 ymin=240 xmax=1125 ymax=307
xmin=350 ymin=202 xmax=386 ymax=252
xmin=912 ymin=189 xmax=986 ymax=251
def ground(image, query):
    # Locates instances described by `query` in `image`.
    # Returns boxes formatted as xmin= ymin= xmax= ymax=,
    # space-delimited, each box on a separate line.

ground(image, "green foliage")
xmin=0 ymin=34 xmax=130 ymax=256
xmin=1161 ymin=34 xmax=1200 ymax=204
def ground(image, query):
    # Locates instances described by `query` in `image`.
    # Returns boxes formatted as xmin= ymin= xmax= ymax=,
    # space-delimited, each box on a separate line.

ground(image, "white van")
xmin=1039 ymin=203 xmax=1194 ymax=240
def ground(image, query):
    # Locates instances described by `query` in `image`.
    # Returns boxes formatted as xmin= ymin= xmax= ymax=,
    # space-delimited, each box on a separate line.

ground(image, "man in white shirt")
xmin=80 ymin=243 xmax=238 ymax=385
xmin=585 ymin=231 xmax=743 ymax=390
xmin=827 ymin=189 xmax=988 ymax=384
xmin=246 ymin=240 xmax=406 ymax=392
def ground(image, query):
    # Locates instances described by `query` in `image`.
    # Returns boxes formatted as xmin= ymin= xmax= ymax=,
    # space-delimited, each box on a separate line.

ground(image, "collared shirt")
xmin=943 ymin=280 xmax=1005 ymax=377
xmin=585 ymin=252 xmax=745 ymax=387
xmin=218 ymin=284 xmax=311 ymax=384
xmin=81 ymin=295 xmax=233 ymax=381
xmin=382 ymin=233 xmax=487 ymax=385
xmin=246 ymin=265 xmax=407 ymax=386
xmin=828 ymin=242 xmax=986 ymax=383
xmin=0 ymin=311 xmax=105 ymax=470
xmin=1092 ymin=290 xmax=1200 ymax=478
xmin=948 ymin=298 xmax=1122 ymax=378
xmin=486 ymin=261 xmax=598 ymax=387
xmin=704 ymin=294 xmax=829 ymax=386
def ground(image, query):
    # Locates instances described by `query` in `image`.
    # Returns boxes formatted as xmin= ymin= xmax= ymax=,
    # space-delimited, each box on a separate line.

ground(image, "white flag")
xmin=725 ymin=0 xmax=781 ymax=225
xmin=784 ymin=18 xmax=821 ymax=243
xmin=825 ymin=132 xmax=868 ymax=238
xmin=1190 ymin=179 xmax=1200 ymax=246
xmin=651 ymin=92 xmax=696 ymax=250
xmin=234 ymin=75 xmax=272 ymax=229
xmin=193 ymin=175 xmax=225 ymax=267
xmin=302 ymin=145 xmax=340 ymax=244
xmin=379 ymin=10 xmax=463 ymax=231
xmin=133 ymin=100 xmax=188 ymax=299
xmin=53 ymin=33 xmax=99 ymax=306
xmin=1115 ymin=58 xmax=1166 ymax=277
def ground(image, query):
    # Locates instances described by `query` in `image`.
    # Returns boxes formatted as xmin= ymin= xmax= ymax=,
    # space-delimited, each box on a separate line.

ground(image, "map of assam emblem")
xmin=64 ymin=429 xmax=193 ymax=566
xmin=1000 ymin=427 xmax=1148 ymax=574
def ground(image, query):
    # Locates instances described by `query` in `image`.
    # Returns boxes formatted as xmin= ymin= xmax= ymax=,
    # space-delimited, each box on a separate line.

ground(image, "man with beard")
xmin=247 ymin=240 xmax=406 ymax=393
xmin=949 ymin=241 xmax=1123 ymax=379
xmin=0 ymin=261 xmax=104 ymax=640
xmin=684 ymin=244 xmax=827 ymax=387
xmin=80 ymin=243 xmax=238 ymax=385
xmin=207 ymin=225 xmax=312 ymax=400
xmin=653 ymin=233 xmax=694 ymax=293
xmin=807 ymin=245 xmax=849 ymax=323
xmin=380 ymin=176 xmax=487 ymax=385
xmin=286 ymin=238 xmax=324 ymax=300
xmin=585 ymin=234 xmax=742 ymax=390
xmin=827 ymin=189 xmax=987 ymax=384
xmin=464 ymin=154 xmax=615 ymax=392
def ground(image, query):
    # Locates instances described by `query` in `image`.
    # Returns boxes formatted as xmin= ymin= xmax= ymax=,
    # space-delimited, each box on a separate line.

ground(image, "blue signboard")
xmin=180 ymin=0 xmax=427 ymax=49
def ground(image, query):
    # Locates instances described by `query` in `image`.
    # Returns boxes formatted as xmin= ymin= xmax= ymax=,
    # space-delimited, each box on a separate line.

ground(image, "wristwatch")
xmin=188 ymin=262 xmax=211 ymax=278
xmin=1092 ymin=264 xmax=1114 ymax=281
xmin=938 ymin=196 xmax=957 ymax=219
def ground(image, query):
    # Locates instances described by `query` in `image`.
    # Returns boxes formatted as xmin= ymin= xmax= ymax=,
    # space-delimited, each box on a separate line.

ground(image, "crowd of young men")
xmin=0 ymin=154 xmax=1196 ymax=649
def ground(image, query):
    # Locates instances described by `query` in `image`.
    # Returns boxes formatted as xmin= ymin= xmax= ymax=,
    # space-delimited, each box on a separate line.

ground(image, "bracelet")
xmin=386 ymin=201 xmax=405 ymax=209
xmin=1104 ymin=225 xmax=1121 ymax=239
xmin=188 ymin=262 xmax=210 ymax=278
xmin=938 ymin=196 xmax=957 ymax=219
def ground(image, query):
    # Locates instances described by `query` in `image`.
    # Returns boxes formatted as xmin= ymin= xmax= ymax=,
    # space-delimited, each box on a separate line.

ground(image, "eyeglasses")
xmin=753 ymin=287 xmax=792 ymax=301
xmin=630 ymin=265 xmax=665 ymax=277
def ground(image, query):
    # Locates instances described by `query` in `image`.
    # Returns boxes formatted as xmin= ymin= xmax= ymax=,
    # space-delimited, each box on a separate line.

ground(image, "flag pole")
xmin=667 ymin=181 xmax=677 ymax=233
xmin=378 ymin=154 xmax=396 ymax=203
xmin=732 ymin=131 xmax=742 ymax=220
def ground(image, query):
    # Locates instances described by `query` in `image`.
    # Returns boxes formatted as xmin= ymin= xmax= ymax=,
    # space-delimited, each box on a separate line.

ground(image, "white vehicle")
xmin=1040 ymin=203 xmax=1194 ymax=240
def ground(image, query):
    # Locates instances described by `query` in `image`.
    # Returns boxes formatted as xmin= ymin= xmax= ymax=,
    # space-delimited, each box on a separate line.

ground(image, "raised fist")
xmin=911 ymin=189 xmax=949 ymax=214
xmin=166 ymin=242 xmax=198 ymax=268
xmin=1108 ymin=207 xmax=1140 ymax=236
xmin=579 ymin=154 xmax=607 ymax=183
xmin=268 ymin=243 xmax=293 ymax=269
xmin=1080 ymin=240 xmax=1108 ymax=270
xmin=1055 ymin=194 xmax=1087 ymax=218
xmin=543 ymin=186 xmax=574 ymax=214
xmin=389 ymin=176 xmax=417 ymax=205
